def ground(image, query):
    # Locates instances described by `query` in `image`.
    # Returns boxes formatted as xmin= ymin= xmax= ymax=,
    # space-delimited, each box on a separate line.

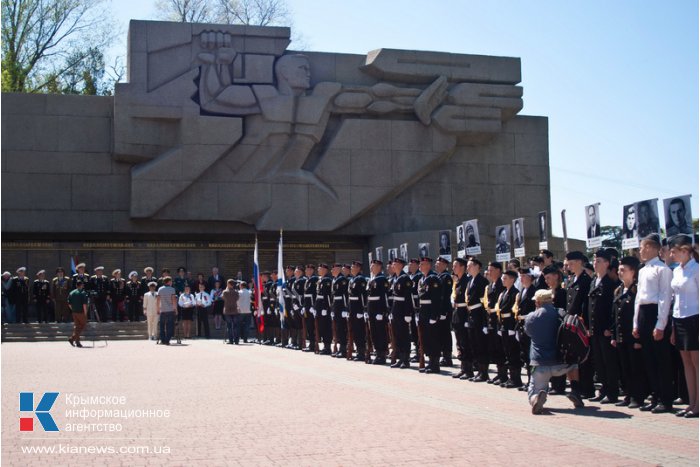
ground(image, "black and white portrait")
xmin=585 ymin=204 xmax=601 ymax=240
xmin=538 ymin=211 xmax=547 ymax=242
xmin=375 ymin=246 xmax=383 ymax=263
xmin=495 ymin=225 xmax=511 ymax=254
xmin=663 ymin=195 xmax=693 ymax=236
xmin=456 ymin=224 xmax=465 ymax=255
xmin=399 ymin=243 xmax=408 ymax=261
xmin=512 ymin=218 xmax=525 ymax=249
xmin=418 ymin=243 xmax=430 ymax=259
xmin=622 ymin=204 xmax=638 ymax=239
xmin=635 ymin=199 xmax=660 ymax=238
xmin=465 ymin=219 xmax=481 ymax=256
xmin=439 ymin=230 xmax=451 ymax=255
xmin=388 ymin=248 xmax=397 ymax=262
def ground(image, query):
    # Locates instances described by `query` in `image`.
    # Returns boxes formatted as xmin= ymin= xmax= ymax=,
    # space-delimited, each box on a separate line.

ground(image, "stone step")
xmin=1 ymin=318 xmax=240 ymax=342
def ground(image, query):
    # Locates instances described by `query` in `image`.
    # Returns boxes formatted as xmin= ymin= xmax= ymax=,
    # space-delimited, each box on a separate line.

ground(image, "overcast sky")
xmin=107 ymin=0 xmax=699 ymax=241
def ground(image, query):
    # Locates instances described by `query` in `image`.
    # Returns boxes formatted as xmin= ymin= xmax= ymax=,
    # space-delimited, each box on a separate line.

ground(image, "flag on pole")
xmin=70 ymin=255 xmax=78 ymax=274
xmin=277 ymin=229 xmax=285 ymax=320
xmin=253 ymin=236 xmax=264 ymax=333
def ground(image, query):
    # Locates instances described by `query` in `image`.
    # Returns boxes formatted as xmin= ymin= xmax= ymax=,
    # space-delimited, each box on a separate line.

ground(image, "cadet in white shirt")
xmin=142 ymin=282 xmax=159 ymax=340
xmin=195 ymin=282 xmax=212 ymax=339
xmin=668 ymin=234 xmax=699 ymax=418
xmin=178 ymin=285 xmax=196 ymax=339
xmin=632 ymin=234 xmax=674 ymax=413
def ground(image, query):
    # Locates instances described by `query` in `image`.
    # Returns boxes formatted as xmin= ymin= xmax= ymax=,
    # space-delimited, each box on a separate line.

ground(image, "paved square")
xmin=2 ymin=340 xmax=698 ymax=466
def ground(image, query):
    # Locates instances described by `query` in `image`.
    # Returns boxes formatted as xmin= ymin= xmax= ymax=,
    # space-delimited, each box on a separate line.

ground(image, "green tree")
xmin=1 ymin=0 xmax=117 ymax=94
xmin=600 ymin=225 xmax=622 ymax=253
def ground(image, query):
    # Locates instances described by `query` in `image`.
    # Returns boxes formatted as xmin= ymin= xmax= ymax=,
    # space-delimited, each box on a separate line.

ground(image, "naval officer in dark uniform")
xmin=417 ymin=257 xmax=442 ymax=373
xmin=367 ymin=260 xmax=389 ymax=365
xmin=390 ymin=258 xmax=413 ymax=368
xmin=348 ymin=261 xmax=368 ymax=361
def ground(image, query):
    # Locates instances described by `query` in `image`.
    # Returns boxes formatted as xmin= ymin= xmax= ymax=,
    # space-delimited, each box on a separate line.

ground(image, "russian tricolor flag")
xmin=277 ymin=230 xmax=285 ymax=320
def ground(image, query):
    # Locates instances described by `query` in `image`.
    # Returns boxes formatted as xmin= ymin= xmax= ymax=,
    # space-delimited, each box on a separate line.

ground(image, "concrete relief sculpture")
xmin=113 ymin=21 xmax=523 ymax=231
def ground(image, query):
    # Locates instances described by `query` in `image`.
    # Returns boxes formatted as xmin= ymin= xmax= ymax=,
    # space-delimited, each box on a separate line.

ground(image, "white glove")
xmin=439 ymin=315 xmax=447 ymax=320
xmin=482 ymin=327 xmax=488 ymax=335
xmin=508 ymin=330 xmax=516 ymax=336
xmin=515 ymin=331 xmax=520 ymax=342
xmin=363 ymin=312 xmax=369 ymax=320
xmin=429 ymin=319 xmax=437 ymax=324
xmin=464 ymin=322 xmax=469 ymax=328
xmin=293 ymin=304 xmax=299 ymax=311
xmin=375 ymin=314 xmax=383 ymax=321
xmin=266 ymin=310 xmax=271 ymax=315
xmin=342 ymin=311 xmax=348 ymax=318
xmin=330 ymin=311 xmax=335 ymax=318
xmin=388 ymin=313 xmax=393 ymax=320
xmin=321 ymin=309 xmax=328 ymax=316
xmin=310 ymin=307 xmax=317 ymax=317
xmin=497 ymin=330 xmax=502 ymax=337
xmin=404 ymin=316 xmax=412 ymax=323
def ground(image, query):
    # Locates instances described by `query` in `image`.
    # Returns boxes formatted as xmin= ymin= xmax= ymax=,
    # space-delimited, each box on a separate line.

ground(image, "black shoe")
xmin=425 ymin=366 xmax=439 ymax=374
xmin=589 ymin=394 xmax=605 ymax=402
xmin=68 ymin=338 xmax=75 ymax=347
xmin=409 ymin=356 xmax=419 ymax=363
xmin=600 ymin=396 xmax=617 ymax=404
xmin=373 ymin=358 xmax=386 ymax=365
xmin=353 ymin=355 xmax=365 ymax=361
xmin=684 ymin=411 xmax=699 ymax=418
xmin=75 ymin=341 xmax=83 ymax=348
xmin=615 ymin=399 xmax=630 ymax=407
xmin=640 ymin=402 xmax=657 ymax=412
xmin=418 ymin=367 xmax=426 ymax=373
xmin=567 ymin=391 xmax=585 ymax=408
xmin=548 ymin=388 xmax=566 ymax=395
xmin=399 ymin=361 xmax=410 ymax=369
xmin=162 ymin=341 xmax=170 ymax=345
xmin=227 ymin=340 xmax=234 ymax=344
xmin=518 ymin=385 xmax=528 ymax=392
xmin=505 ymin=380 xmax=523 ymax=389
xmin=676 ymin=409 xmax=689 ymax=417
xmin=651 ymin=404 xmax=672 ymax=414
xmin=320 ymin=349 xmax=331 ymax=355
xmin=459 ymin=373 xmax=473 ymax=380
xmin=440 ymin=358 xmax=453 ymax=367
xmin=627 ymin=400 xmax=641 ymax=409
xmin=674 ymin=397 xmax=687 ymax=405
xmin=452 ymin=371 xmax=466 ymax=379
xmin=472 ymin=374 xmax=489 ymax=383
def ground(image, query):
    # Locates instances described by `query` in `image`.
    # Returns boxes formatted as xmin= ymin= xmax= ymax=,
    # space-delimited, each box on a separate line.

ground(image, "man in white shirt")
xmin=632 ymin=234 xmax=674 ymax=413
xmin=142 ymin=282 xmax=159 ymax=340
xmin=237 ymin=282 xmax=252 ymax=343
xmin=195 ymin=282 xmax=212 ymax=339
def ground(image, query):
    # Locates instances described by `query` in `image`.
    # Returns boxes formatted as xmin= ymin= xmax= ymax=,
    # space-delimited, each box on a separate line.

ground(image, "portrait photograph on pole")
xmin=495 ymin=224 xmax=511 ymax=262
xmin=621 ymin=203 xmax=639 ymax=250
xmin=456 ymin=223 xmax=466 ymax=258
xmin=512 ymin=218 xmax=525 ymax=258
xmin=585 ymin=203 xmax=602 ymax=248
xmin=663 ymin=195 xmax=693 ymax=237
xmin=438 ymin=230 xmax=451 ymax=261
xmin=418 ymin=243 xmax=430 ymax=259
xmin=399 ymin=243 xmax=408 ymax=261
xmin=538 ymin=211 xmax=548 ymax=249
xmin=375 ymin=246 xmax=383 ymax=263
xmin=464 ymin=219 xmax=482 ymax=256
xmin=634 ymin=198 xmax=660 ymax=238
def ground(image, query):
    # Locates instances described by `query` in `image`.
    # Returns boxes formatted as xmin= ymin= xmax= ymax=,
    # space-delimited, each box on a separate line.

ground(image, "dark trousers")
xmin=391 ymin=316 xmax=411 ymax=356
xmin=369 ymin=317 xmax=388 ymax=353
xmin=238 ymin=314 xmax=251 ymax=341
xmin=421 ymin=320 xmax=440 ymax=361
xmin=160 ymin=312 xmax=175 ymax=344
xmin=468 ymin=307 xmax=488 ymax=366
xmin=334 ymin=315 xmax=348 ymax=351
xmin=304 ymin=312 xmax=315 ymax=348
xmin=318 ymin=314 xmax=332 ymax=348
xmin=94 ymin=298 xmax=109 ymax=322
xmin=350 ymin=315 xmax=366 ymax=356
xmin=197 ymin=306 xmax=210 ymax=338
xmin=501 ymin=329 xmax=522 ymax=383
xmin=591 ymin=334 xmax=619 ymax=399
xmin=226 ymin=314 xmax=240 ymax=343
xmin=617 ymin=341 xmax=648 ymax=403
xmin=453 ymin=308 xmax=472 ymax=371
xmin=487 ymin=327 xmax=506 ymax=374
xmin=127 ymin=300 xmax=141 ymax=322
xmin=439 ymin=309 xmax=453 ymax=359
xmin=638 ymin=304 xmax=673 ymax=406
xmin=36 ymin=301 xmax=49 ymax=323
xmin=16 ymin=301 xmax=29 ymax=323
xmin=410 ymin=316 xmax=419 ymax=350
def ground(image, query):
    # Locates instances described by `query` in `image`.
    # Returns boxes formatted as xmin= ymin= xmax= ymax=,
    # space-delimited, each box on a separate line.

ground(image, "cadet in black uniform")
xmin=466 ymin=258 xmax=490 ymax=382
xmin=260 ymin=271 xmax=272 ymax=344
xmin=331 ymin=264 xmax=349 ymax=358
xmin=302 ymin=265 xmax=318 ymax=352
xmin=588 ymin=249 xmax=620 ymax=403
xmin=516 ymin=268 xmax=538 ymax=391
xmin=408 ymin=259 xmax=422 ymax=363
xmin=269 ymin=270 xmax=283 ymax=347
xmin=292 ymin=266 xmax=307 ymax=350
xmin=315 ymin=264 xmax=333 ymax=355
xmin=451 ymin=258 xmax=472 ymax=379
xmin=348 ymin=261 xmax=368 ymax=361
xmin=390 ymin=258 xmax=413 ymax=368
xmin=498 ymin=270 xmax=522 ymax=388
xmin=367 ymin=260 xmax=390 ymax=365
xmin=565 ymin=251 xmax=594 ymax=398
xmin=435 ymin=257 xmax=454 ymax=366
xmin=283 ymin=266 xmax=298 ymax=349
xmin=89 ymin=266 xmax=110 ymax=322
xmin=612 ymin=256 xmax=646 ymax=408
xmin=33 ymin=270 xmax=51 ymax=323
xmin=126 ymin=271 xmax=142 ymax=322
xmin=110 ymin=269 xmax=127 ymax=322
xmin=417 ymin=257 xmax=442 ymax=373
xmin=483 ymin=262 xmax=506 ymax=385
